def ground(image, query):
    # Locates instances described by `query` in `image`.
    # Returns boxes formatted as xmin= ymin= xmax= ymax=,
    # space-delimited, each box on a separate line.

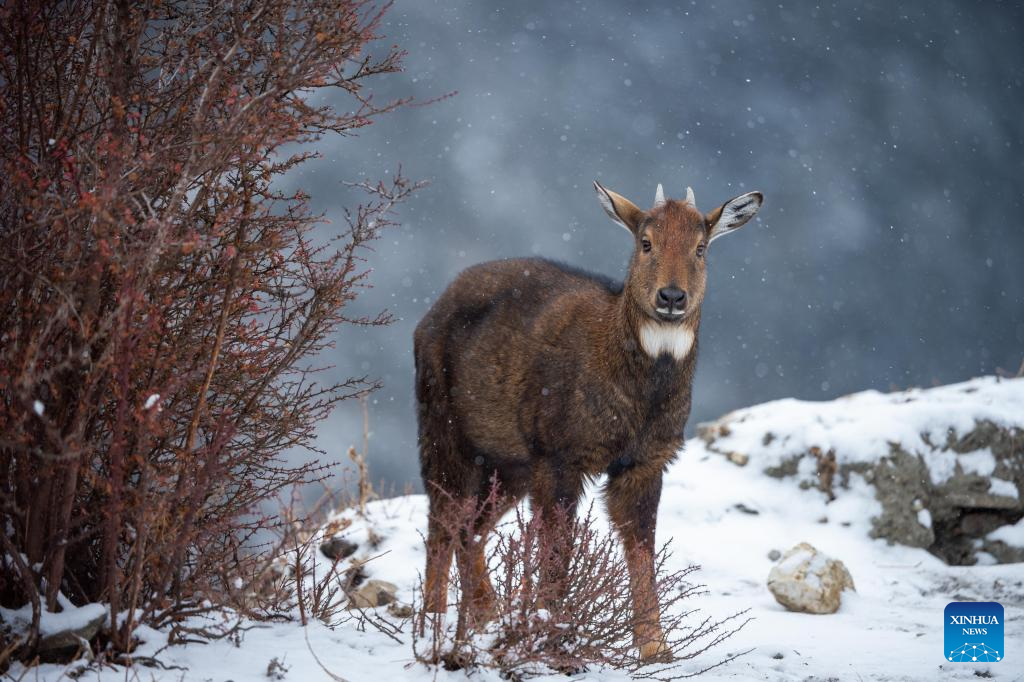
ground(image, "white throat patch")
xmin=638 ymin=322 xmax=695 ymax=361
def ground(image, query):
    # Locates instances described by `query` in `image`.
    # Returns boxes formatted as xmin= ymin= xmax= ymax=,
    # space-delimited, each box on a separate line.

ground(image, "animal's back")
xmin=414 ymin=258 xmax=620 ymax=492
xmin=414 ymin=257 xmax=618 ymax=360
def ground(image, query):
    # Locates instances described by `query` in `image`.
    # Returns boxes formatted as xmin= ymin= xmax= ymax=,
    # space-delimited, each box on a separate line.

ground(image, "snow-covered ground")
xmin=11 ymin=378 xmax=1024 ymax=681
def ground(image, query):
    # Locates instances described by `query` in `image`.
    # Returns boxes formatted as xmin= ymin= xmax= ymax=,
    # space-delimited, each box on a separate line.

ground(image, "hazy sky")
xmin=283 ymin=0 xmax=1024 ymax=490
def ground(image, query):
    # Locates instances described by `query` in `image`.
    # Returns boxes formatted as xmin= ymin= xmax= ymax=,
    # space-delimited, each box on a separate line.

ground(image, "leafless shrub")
xmin=267 ymin=656 xmax=289 ymax=680
xmin=0 ymin=0 xmax=419 ymax=662
xmin=225 ymin=445 xmax=402 ymax=641
xmin=414 ymin=485 xmax=751 ymax=680
xmin=349 ymin=393 xmax=377 ymax=516
xmin=226 ymin=488 xmax=360 ymax=629
xmin=811 ymin=446 xmax=838 ymax=501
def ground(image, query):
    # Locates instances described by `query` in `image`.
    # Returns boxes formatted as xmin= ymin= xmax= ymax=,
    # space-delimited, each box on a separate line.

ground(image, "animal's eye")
xmin=696 ymin=243 xmax=707 ymax=258
xmin=641 ymin=239 xmax=652 ymax=253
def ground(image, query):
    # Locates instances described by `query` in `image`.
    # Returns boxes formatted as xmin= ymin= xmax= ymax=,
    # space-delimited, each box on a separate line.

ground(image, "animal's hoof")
xmin=639 ymin=639 xmax=673 ymax=662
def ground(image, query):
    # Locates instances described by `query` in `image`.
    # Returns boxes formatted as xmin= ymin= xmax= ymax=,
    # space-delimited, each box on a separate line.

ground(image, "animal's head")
xmin=594 ymin=181 xmax=763 ymax=326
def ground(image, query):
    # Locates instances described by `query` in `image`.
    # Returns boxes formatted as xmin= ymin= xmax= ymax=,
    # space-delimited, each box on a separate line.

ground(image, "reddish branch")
xmin=415 ymin=487 xmax=752 ymax=680
xmin=0 ymin=0 xmax=418 ymax=661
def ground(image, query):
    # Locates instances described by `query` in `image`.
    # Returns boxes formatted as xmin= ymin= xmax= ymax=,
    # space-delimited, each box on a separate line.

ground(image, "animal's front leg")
xmin=605 ymin=461 xmax=670 ymax=661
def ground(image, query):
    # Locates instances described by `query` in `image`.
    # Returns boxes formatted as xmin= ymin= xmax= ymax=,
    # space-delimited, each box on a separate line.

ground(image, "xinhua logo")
xmin=945 ymin=601 xmax=1004 ymax=663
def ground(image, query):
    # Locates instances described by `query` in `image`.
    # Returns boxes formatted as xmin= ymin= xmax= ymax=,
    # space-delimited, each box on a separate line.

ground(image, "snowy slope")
xmin=697 ymin=375 xmax=1024 ymax=486
xmin=12 ymin=378 xmax=1024 ymax=681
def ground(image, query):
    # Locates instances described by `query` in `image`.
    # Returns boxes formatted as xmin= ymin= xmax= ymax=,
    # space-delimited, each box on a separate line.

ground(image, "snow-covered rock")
xmin=698 ymin=376 xmax=1024 ymax=564
xmin=0 ymin=601 xmax=106 ymax=663
xmin=982 ymin=516 xmax=1024 ymax=564
xmin=766 ymin=542 xmax=855 ymax=614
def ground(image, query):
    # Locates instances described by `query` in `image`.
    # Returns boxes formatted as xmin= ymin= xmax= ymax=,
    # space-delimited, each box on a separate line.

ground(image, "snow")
xmin=987 ymin=518 xmax=1024 ymax=548
xmin=144 ymin=393 xmax=161 ymax=409
xmin=9 ymin=378 xmax=1024 ymax=681
xmin=926 ymin=448 xmax=998 ymax=486
xmin=776 ymin=547 xmax=814 ymax=575
xmin=917 ymin=508 xmax=933 ymax=530
xmin=0 ymin=601 xmax=105 ymax=638
xmin=989 ymin=478 xmax=1019 ymax=500
xmin=33 ymin=400 xmax=44 ymax=416
xmin=702 ymin=375 xmax=1024 ymax=486
xmin=14 ymin=442 xmax=1023 ymax=681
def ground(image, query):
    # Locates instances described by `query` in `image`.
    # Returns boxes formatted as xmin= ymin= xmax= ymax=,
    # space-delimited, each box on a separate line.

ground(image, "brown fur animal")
xmin=415 ymin=181 xmax=763 ymax=660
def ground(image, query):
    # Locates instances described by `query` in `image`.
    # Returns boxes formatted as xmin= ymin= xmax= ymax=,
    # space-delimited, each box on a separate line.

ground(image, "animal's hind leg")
xmin=455 ymin=489 xmax=515 ymax=623
xmin=423 ymin=510 xmax=454 ymax=614
xmin=415 ymin=341 xmax=460 ymax=616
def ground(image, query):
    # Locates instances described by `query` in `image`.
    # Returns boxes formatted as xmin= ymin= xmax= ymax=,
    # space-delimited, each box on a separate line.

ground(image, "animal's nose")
xmin=656 ymin=286 xmax=687 ymax=310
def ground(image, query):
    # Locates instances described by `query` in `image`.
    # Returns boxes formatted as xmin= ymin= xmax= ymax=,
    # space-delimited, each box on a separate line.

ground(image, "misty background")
xmin=281 ymin=0 xmax=1024 ymax=491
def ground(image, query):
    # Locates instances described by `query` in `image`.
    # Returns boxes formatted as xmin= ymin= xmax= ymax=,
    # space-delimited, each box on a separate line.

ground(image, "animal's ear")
xmin=593 ymin=181 xmax=645 ymax=234
xmin=705 ymin=191 xmax=763 ymax=243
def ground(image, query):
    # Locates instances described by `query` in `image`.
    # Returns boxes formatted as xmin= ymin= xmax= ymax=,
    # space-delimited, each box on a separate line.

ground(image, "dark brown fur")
xmin=415 ymin=184 xmax=762 ymax=659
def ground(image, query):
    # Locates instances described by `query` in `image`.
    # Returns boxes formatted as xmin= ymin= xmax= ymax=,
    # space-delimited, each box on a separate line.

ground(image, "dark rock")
xmin=320 ymin=536 xmax=358 ymax=561
xmin=868 ymin=447 xmax=934 ymax=549
xmin=982 ymin=539 xmax=1024 ymax=564
xmin=764 ymin=455 xmax=801 ymax=479
xmin=36 ymin=609 xmax=105 ymax=663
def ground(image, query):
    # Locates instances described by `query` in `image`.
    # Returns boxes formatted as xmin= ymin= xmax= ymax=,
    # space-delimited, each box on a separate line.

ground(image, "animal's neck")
xmin=613 ymin=295 xmax=700 ymax=367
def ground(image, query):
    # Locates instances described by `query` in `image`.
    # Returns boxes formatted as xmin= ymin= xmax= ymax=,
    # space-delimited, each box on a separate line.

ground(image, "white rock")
xmin=767 ymin=542 xmax=855 ymax=614
xmin=347 ymin=579 xmax=397 ymax=609
xmin=727 ymin=451 xmax=749 ymax=466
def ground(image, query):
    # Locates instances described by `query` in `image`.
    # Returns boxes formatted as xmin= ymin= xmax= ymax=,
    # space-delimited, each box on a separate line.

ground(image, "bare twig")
xmin=414 ymin=491 xmax=750 ymax=680
xmin=0 ymin=0 xmax=421 ymax=663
